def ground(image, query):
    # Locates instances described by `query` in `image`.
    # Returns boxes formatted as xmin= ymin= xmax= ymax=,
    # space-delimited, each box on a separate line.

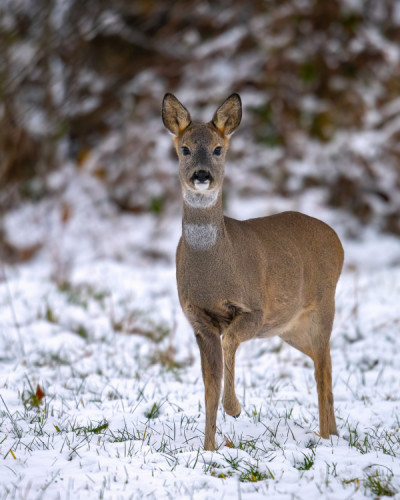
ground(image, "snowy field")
xmin=1 ymin=170 xmax=400 ymax=499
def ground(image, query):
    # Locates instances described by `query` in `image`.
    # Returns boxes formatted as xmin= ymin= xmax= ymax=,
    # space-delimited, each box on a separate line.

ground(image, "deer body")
xmin=162 ymin=94 xmax=344 ymax=450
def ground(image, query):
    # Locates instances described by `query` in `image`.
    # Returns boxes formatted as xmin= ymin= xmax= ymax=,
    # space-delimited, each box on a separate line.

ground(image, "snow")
xmin=1 ymin=165 xmax=400 ymax=499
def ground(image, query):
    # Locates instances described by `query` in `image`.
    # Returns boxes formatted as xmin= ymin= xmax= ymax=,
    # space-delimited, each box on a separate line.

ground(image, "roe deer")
xmin=162 ymin=93 xmax=344 ymax=450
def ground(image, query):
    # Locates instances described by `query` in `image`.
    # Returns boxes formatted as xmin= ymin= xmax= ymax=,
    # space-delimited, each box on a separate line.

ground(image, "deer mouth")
xmin=190 ymin=170 xmax=213 ymax=190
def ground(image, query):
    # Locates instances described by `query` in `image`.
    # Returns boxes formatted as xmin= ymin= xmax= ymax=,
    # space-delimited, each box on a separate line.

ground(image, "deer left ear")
xmin=212 ymin=93 xmax=242 ymax=137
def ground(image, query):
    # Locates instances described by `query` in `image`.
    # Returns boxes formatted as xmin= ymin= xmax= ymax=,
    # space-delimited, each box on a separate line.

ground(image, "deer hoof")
xmin=223 ymin=398 xmax=241 ymax=418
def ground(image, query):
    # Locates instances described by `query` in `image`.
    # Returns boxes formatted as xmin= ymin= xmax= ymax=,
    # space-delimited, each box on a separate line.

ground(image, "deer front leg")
xmin=186 ymin=305 xmax=223 ymax=450
xmin=222 ymin=310 xmax=263 ymax=418
xmin=195 ymin=329 xmax=223 ymax=450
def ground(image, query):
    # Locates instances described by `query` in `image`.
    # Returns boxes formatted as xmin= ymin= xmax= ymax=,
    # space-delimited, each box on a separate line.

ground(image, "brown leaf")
xmin=36 ymin=385 xmax=45 ymax=401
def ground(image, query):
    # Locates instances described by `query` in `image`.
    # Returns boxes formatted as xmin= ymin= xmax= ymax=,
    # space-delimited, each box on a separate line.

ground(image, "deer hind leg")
xmin=280 ymin=305 xmax=337 ymax=438
xmin=311 ymin=306 xmax=338 ymax=438
xmin=222 ymin=310 xmax=263 ymax=418
xmin=314 ymin=347 xmax=337 ymax=437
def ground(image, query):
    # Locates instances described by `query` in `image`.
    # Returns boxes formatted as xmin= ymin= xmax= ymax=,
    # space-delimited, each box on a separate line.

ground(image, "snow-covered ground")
xmin=1 ymin=169 xmax=400 ymax=499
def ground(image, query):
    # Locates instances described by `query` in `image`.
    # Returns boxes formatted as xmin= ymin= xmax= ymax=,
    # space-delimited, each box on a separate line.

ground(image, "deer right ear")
xmin=162 ymin=94 xmax=192 ymax=136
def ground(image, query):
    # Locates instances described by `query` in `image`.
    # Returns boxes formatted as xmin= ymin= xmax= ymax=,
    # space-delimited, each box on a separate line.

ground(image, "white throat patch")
xmin=183 ymin=188 xmax=219 ymax=209
xmin=183 ymin=223 xmax=218 ymax=250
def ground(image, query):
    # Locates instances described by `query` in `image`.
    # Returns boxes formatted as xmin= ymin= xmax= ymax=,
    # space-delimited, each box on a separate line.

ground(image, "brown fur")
xmin=162 ymin=93 xmax=344 ymax=450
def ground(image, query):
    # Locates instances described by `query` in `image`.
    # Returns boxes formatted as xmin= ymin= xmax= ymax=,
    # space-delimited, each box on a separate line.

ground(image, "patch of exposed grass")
xmin=239 ymin=460 xmax=274 ymax=482
xmin=364 ymin=469 xmax=396 ymax=497
xmin=113 ymin=311 xmax=171 ymax=343
xmin=45 ymin=304 xmax=57 ymax=323
xmin=345 ymin=422 xmax=372 ymax=454
xmin=74 ymin=324 xmax=89 ymax=339
xmin=58 ymin=282 xmax=110 ymax=309
xmin=71 ymin=419 xmax=109 ymax=436
xmin=148 ymin=345 xmax=192 ymax=372
xmin=294 ymin=450 xmax=315 ymax=471
xmin=145 ymin=402 xmax=162 ymax=420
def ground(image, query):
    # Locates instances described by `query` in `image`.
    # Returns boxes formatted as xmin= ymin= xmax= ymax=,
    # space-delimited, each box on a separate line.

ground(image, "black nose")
xmin=192 ymin=170 xmax=211 ymax=183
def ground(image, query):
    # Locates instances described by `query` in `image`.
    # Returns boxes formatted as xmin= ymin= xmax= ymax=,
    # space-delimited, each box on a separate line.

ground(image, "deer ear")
xmin=212 ymin=93 xmax=242 ymax=137
xmin=162 ymin=94 xmax=192 ymax=136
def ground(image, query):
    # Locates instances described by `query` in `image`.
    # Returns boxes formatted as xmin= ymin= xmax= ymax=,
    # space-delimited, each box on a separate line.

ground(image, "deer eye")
xmin=182 ymin=146 xmax=191 ymax=156
xmin=213 ymin=146 xmax=222 ymax=156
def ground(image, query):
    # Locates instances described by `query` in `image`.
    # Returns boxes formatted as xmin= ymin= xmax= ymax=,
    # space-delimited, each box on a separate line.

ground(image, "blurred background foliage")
xmin=1 ymin=0 xmax=400 ymax=243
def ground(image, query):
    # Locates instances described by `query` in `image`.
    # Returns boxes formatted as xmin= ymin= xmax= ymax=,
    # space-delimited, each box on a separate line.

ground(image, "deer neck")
xmin=182 ymin=190 xmax=226 ymax=252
